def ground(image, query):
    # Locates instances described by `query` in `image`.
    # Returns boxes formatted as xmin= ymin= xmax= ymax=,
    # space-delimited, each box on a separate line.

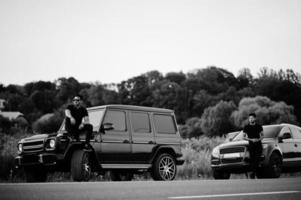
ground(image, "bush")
xmin=0 ymin=116 xmax=12 ymax=133
xmin=0 ymin=131 xmax=31 ymax=181
xmin=200 ymin=101 xmax=237 ymax=137
xmin=32 ymin=112 xmax=63 ymax=133
xmin=231 ymin=96 xmax=298 ymax=128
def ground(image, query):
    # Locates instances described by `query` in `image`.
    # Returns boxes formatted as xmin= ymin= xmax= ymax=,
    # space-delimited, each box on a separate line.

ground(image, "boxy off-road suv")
xmin=15 ymin=105 xmax=184 ymax=182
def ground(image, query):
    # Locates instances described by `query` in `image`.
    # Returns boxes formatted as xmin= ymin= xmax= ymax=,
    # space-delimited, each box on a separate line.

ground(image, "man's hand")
xmin=70 ymin=117 xmax=76 ymax=125
xmin=79 ymin=123 xmax=84 ymax=130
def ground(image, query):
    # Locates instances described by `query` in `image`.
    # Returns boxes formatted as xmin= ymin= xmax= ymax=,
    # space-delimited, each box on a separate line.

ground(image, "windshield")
xmin=232 ymin=125 xmax=281 ymax=141
xmin=60 ymin=108 xmax=105 ymax=132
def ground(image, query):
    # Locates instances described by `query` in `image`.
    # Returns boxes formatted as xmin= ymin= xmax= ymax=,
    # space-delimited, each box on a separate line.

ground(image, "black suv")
xmin=211 ymin=124 xmax=301 ymax=179
xmin=15 ymin=105 xmax=184 ymax=182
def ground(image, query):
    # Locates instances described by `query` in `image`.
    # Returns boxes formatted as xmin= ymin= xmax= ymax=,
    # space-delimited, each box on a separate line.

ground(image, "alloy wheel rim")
xmin=83 ymin=153 xmax=91 ymax=179
xmin=159 ymin=156 xmax=176 ymax=180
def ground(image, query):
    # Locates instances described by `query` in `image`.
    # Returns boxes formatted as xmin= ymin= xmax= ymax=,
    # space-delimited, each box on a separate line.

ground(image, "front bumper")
xmin=15 ymin=153 xmax=59 ymax=167
xmin=176 ymin=157 xmax=185 ymax=165
xmin=211 ymin=155 xmax=265 ymax=172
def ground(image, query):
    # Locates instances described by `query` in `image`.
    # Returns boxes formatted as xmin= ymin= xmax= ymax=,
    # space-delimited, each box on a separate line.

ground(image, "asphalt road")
xmin=1 ymin=178 xmax=301 ymax=200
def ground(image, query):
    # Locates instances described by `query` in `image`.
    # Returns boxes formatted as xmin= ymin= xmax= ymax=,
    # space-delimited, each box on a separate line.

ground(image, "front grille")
xmin=23 ymin=140 xmax=44 ymax=153
xmin=219 ymin=146 xmax=246 ymax=164
xmin=220 ymin=146 xmax=245 ymax=154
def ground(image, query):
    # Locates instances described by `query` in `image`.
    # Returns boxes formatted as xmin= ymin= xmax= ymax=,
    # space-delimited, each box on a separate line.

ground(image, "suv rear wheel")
xmin=151 ymin=153 xmax=177 ymax=181
xmin=71 ymin=150 xmax=91 ymax=181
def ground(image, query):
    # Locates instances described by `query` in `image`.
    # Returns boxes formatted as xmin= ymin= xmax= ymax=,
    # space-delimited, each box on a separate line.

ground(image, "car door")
xmin=98 ymin=109 xmax=131 ymax=164
xmin=130 ymin=111 xmax=155 ymax=163
xmin=289 ymin=126 xmax=301 ymax=167
xmin=278 ymin=126 xmax=295 ymax=168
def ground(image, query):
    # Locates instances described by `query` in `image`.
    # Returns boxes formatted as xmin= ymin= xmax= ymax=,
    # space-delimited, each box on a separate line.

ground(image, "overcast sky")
xmin=0 ymin=0 xmax=300 ymax=85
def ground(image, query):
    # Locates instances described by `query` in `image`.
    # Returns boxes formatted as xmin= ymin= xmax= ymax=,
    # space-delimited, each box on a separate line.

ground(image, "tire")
xmin=151 ymin=153 xmax=177 ymax=181
xmin=24 ymin=166 xmax=47 ymax=182
xmin=257 ymin=152 xmax=282 ymax=178
xmin=110 ymin=171 xmax=133 ymax=181
xmin=71 ymin=150 xmax=92 ymax=181
xmin=212 ymin=170 xmax=230 ymax=179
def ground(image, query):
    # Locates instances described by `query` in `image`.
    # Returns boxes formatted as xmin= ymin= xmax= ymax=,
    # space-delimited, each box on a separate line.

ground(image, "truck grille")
xmin=23 ymin=140 xmax=44 ymax=153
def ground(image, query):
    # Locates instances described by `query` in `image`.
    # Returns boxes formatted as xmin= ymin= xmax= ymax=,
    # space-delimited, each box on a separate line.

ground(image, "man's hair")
xmin=73 ymin=94 xmax=83 ymax=100
xmin=249 ymin=113 xmax=256 ymax=118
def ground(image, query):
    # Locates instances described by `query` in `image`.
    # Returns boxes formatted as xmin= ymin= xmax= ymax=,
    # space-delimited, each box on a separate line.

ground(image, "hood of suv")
xmin=219 ymin=140 xmax=249 ymax=149
xmin=219 ymin=137 xmax=276 ymax=148
xmin=22 ymin=133 xmax=54 ymax=142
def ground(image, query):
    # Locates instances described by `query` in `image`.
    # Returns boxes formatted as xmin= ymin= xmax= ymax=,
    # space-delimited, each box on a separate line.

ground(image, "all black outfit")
xmin=65 ymin=104 xmax=92 ymax=144
xmin=243 ymin=123 xmax=263 ymax=176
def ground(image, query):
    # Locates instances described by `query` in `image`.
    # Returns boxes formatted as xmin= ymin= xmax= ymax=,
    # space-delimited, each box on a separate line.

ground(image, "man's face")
xmin=72 ymin=97 xmax=81 ymax=107
xmin=248 ymin=115 xmax=256 ymax=124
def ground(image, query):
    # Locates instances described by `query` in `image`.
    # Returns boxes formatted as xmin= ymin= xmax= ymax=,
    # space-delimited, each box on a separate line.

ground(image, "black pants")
xmin=65 ymin=118 xmax=93 ymax=144
xmin=248 ymin=141 xmax=263 ymax=174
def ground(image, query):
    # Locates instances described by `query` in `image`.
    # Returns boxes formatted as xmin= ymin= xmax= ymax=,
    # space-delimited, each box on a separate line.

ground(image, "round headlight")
xmin=212 ymin=147 xmax=220 ymax=158
xmin=17 ymin=143 xmax=23 ymax=153
xmin=49 ymin=139 xmax=56 ymax=148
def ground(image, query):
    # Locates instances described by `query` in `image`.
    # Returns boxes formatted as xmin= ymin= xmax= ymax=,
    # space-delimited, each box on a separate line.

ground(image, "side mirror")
xmin=278 ymin=132 xmax=291 ymax=143
xmin=100 ymin=123 xmax=114 ymax=133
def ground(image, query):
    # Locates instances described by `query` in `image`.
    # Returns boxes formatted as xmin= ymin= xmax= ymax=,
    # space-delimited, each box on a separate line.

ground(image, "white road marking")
xmin=169 ymin=191 xmax=300 ymax=199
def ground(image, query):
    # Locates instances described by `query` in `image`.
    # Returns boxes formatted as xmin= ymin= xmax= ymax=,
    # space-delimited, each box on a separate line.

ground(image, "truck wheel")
xmin=110 ymin=171 xmax=133 ymax=181
xmin=151 ymin=153 xmax=177 ymax=181
xmin=24 ymin=166 xmax=47 ymax=182
xmin=71 ymin=150 xmax=91 ymax=181
xmin=212 ymin=170 xmax=230 ymax=179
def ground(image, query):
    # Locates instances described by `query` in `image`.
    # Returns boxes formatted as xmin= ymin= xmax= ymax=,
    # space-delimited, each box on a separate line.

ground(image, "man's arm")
xmin=65 ymin=109 xmax=76 ymax=125
xmin=254 ymin=130 xmax=264 ymax=142
xmin=243 ymin=132 xmax=251 ymax=142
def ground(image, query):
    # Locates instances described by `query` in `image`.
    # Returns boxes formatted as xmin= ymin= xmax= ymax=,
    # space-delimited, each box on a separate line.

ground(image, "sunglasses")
xmin=73 ymin=99 xmax=80 ymax=102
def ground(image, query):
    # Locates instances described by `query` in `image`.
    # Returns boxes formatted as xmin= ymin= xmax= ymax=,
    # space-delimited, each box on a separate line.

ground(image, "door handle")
xmin=148 ymin=141 xmax=155 ymax=144
xmin=295 ymin=144 xmax=298 ymax=147
xmin=123 ymin=140 xmax=130 ymax=143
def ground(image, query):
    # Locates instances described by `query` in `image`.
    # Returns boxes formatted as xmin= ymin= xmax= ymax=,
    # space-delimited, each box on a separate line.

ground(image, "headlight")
xmin=212 ymin=147 xmax=220 ymax=158
xmin=17 ymin=143 xmax=23 ymax=153
xmin=49 ymin=139 xmax=56 ymax=148
xmin=46 ymin=138 xmax=56 ymax=150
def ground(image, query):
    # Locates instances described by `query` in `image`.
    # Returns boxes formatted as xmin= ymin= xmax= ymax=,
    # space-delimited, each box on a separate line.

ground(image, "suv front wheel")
xmin=71 ymin=150 xmax=92 ymax=181
xmin=151 ymin=153 xmax=177 ymax=181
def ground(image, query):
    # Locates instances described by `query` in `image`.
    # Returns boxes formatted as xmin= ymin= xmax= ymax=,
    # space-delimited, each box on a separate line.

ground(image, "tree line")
xmin=0 ymin=66 xmax=300 ymax=138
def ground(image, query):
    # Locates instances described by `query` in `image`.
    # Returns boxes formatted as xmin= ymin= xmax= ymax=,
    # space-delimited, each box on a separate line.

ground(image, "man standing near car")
xmin=243 ymin=113 xmax=263 ymax=179
xmin=65 ymin=95 xmax=92 ymax=148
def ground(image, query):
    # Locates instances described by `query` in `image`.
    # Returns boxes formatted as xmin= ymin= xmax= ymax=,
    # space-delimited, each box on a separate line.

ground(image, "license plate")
xmin=223 ymin=153 xmax=241 ymax=158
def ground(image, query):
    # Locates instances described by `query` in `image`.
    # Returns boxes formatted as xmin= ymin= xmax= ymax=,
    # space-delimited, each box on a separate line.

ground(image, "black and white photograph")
xmin=0 ymin=0 xmax=301 ymax=199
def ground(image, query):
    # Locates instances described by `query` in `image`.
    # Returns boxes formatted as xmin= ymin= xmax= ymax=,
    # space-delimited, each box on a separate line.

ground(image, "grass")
xmin=177 ymin=136 xmax=225 ymax=179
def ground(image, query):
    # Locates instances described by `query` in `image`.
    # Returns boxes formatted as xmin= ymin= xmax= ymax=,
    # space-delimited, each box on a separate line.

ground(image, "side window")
xmin=88 ymin=109 xmax=105 ymax=132
xmin=154 ymin=114 xmax=176 ymax=134
xmin=131 ymin=112 xmax=151 ymax=133
xmin=291 ymin=127 xmax=301 ymax=139
xmin=279 ymin=127 xmax=292 ymax=138
xmin=103 ymin=110 xmax=126 ymax=132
